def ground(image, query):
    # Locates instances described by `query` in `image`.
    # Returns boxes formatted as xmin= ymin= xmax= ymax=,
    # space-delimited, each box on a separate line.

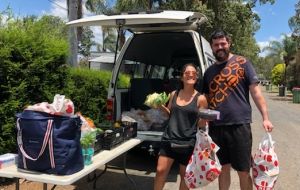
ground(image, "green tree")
xmin=78 ymin=27 xmax=95 ymax=57
xmin=263 ymin=40 xmax=286 ymax=63
xmin=263 ymin=34 xmax=297 ymax=66
xmin=289 ymin=1 xmax=300 ymax=42
xmin=263 ymin=34 xmax=297 ymax=76
xmin=263 ymin=34 xmax=297 ymax=86
xmin=256 ymin=56 xmax=276 ymax=80
xmin=85 ymin=0 xmax=117 ymax=52
xmin=161 ymin=1 xmax=273 ymax=63
xmin=288 ymin=1 xmax=300 ymax=87
xmin=115 ymin=0 xmax=151 ymax=11
xmin=271 ymin=63 xmax=285 ymax=85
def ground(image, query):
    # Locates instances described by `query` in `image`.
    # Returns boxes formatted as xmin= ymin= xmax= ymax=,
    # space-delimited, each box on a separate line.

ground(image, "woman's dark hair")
xmin=180 ymin=63 xmax=198 ymax=76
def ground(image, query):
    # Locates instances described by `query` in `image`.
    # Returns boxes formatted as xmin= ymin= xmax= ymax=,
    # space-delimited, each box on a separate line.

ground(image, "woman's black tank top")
xmin=162 ymin=91 xmax=200 ymax=146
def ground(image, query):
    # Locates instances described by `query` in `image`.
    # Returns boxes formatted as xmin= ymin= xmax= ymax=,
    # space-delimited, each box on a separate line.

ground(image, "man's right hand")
xmin=263 ymin=120 xmax=273 ymax=132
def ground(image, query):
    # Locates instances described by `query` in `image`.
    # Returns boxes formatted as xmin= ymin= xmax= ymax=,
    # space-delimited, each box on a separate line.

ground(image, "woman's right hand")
xmin=158 ymin=104 xmax=170 ymax=115
xmin=197 ymin=118 xmax=207 ymax=129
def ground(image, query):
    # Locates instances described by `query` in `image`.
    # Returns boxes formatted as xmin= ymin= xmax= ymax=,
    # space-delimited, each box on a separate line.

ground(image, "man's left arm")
xmin=249 ymin=83 xmax=274 ymax=132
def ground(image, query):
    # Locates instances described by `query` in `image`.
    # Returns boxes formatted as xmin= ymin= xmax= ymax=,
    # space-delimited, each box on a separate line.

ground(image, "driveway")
xmin=1 ymin=87 xmax=300 ymax=190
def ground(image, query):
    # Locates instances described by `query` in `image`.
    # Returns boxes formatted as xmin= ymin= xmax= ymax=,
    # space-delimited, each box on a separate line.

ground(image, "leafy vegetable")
xmin=80 ymin=128 xmax=103 ymax=149
xmin=144 ymin=92 xmax=170 ymax=108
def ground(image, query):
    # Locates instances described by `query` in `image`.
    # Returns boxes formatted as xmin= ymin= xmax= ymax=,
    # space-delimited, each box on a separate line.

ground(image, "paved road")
xmin=1 ymin=87 xmax=300 ymax=190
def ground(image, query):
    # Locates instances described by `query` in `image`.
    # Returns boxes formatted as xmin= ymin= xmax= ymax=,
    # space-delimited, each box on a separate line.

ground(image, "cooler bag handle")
xmin=17 ymin=118 xmax=53 ymax=161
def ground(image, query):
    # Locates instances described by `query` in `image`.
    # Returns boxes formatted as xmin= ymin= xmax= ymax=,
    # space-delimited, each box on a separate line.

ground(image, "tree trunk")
xmin=68 ymin=0 xmax=78 ymax=67
xmin=77 ymin=0 xmax=83 ymax=42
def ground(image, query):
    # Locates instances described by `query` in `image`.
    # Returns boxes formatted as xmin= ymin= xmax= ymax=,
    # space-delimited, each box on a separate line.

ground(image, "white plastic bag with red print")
xmin=184 ymin=129 xmax=222 ymax=188
xmin=252 ymin=132 xmax=279 ymax=190
xmin=25 ymin=94 xmax=74 ymax=116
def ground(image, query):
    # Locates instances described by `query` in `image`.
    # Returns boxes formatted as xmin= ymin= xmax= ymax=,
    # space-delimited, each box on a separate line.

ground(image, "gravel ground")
xmin=1 ymin=87 xmax=300 ymax=190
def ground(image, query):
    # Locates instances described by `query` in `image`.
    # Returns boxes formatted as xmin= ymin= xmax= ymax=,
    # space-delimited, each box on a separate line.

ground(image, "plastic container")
xmin=94 ymin=133 xmax=104 ymax=154
xmin=101 ymin=127 xmax=124 ymax=150
xmin=82 ymin=147 xmax=94 ymax=165
xmin=0 ymin=153 xmax=18 ymax=169
xmin=279 ymin=86 xmax=286 ymax=96
xmin=122 ymin=121 xmax=138 ymax=140
xmin=198 ymin=109 xmax=220 ymax=120
xmin=292 ymin=87 xmax=300 ymax=103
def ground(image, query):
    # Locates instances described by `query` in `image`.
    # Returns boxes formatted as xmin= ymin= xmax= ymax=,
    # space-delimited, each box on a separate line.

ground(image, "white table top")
xmin=0 ymin=138 xmax=143 ymax=186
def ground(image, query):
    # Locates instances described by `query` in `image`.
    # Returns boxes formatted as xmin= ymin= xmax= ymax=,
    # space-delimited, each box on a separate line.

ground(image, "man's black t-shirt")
xmin=202 ymin=55 xmax=259 ymax=126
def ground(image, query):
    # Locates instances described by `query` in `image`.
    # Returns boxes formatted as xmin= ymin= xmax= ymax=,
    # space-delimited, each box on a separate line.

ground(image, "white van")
xmin=68 ymin=10 xmax=215 ymax=153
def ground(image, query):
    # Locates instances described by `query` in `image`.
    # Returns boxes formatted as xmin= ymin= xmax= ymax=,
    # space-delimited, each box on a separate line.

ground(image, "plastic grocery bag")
xmin=252 ymin=132 xmax=279 ymax=190
xmin=184 ymin=129 xmax=222 ymax=188
xmin=25 ymin=94 xmax=74 ymax=116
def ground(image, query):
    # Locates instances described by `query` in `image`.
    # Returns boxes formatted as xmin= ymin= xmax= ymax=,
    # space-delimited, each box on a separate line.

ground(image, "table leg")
xmin=93 ymin=164 xmax=107 ymax=189
xmin=15 ymin=178 xmax=19 ymax=190
xmin=121 ymin=152 xmax=137 ymax=190
xmin=43 ymin=183 xmax=47 ymax=190
xmin=87 ymin=171 xmax=96 ymax=182
xmin=92 ymin=152 xmax=138 ymax=190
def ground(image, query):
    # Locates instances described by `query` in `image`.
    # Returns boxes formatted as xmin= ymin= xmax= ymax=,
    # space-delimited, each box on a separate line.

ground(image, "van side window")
xmin=150 ymin=65 xmax=166 ymax=79
xmin=116 ymin=60 xmax=145 ymax=88
xmin=119 ymin=60 xmax=146 ymax=78
xmin=117 ymin=60 xmax=166 ymax=88
xmin=118 ymin=59 xmax=166 ymax=80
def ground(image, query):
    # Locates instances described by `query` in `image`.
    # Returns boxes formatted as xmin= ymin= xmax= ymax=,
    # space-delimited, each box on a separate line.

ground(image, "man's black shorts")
xmin=159 ymin=141 xmax=194 ymax=166
xmin=209 ymin=123 xmax=252 ymax=171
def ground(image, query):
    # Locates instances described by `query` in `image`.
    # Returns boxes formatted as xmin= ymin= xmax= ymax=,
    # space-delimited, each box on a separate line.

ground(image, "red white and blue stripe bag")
xmin=16 ymin=110 xmax=83 ymax=175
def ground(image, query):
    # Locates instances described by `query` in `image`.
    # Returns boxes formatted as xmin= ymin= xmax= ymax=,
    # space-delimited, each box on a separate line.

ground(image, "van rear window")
xmin=119 ymin=60 xmax=166 ymax=79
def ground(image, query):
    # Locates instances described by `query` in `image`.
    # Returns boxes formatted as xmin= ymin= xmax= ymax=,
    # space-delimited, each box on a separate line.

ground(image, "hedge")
xmin=0 ymin=15 xmax=130 ymax=154
xmin=0 ymin=15 xmax=70 ymax=154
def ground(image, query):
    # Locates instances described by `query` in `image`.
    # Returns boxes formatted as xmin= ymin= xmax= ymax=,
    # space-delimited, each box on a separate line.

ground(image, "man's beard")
xmin=213 ymin=49 xmax=230 ymax=62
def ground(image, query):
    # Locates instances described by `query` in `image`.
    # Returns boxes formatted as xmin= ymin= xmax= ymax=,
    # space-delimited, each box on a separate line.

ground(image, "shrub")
xmin=64 ymin=68 xmax=111 ymax=125
xmin=0 ymin=14 xmax=130 ymax=154
xmin=64 ymin=68 xmax=130 ymax=125
xmin=271 ymin=63 xmax=285 ymax=86
xmin=0 ymin=15 xmax=69 ymax=154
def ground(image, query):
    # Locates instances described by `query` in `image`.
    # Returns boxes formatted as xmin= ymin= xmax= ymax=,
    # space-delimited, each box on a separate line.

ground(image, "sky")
xmin=0 ymin=0 xmax=298 ymax=54
xmin=253 ymin=0 xmax=297 ymax=52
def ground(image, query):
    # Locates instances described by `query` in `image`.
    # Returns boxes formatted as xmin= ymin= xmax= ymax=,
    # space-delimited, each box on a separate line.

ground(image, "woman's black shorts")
xmin=159 ymin=141 xmax=194 ymax=166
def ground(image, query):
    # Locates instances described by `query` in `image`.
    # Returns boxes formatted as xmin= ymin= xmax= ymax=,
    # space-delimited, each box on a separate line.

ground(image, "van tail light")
xmin=106 ymin=98 xmax=114 ymax=121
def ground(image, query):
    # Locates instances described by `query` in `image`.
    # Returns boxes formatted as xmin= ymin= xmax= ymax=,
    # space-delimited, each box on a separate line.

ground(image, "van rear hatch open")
xmin=67 ymin=11 xmax=211 ymax=152
xmin=67 ymin=10 xmax=207 ymax=32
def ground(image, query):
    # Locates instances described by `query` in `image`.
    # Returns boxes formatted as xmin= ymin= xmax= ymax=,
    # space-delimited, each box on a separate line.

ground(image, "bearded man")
xmin=201 ymin=29 xmax=274 ymax=190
